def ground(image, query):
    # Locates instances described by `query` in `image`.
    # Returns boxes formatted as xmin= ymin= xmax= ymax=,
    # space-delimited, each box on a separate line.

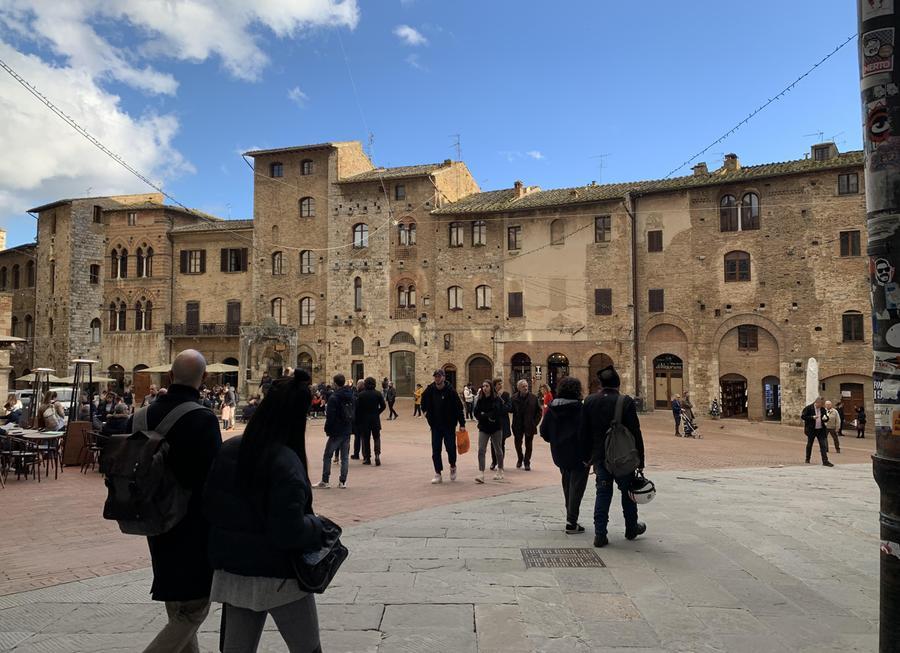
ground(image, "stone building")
xmin=0 ymin=239 xmax=37 ymax=379
xmin=14 ymin=140 xmax=870 ymax=423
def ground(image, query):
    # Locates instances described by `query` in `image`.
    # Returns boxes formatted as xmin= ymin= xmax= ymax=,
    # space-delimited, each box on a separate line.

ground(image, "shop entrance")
xmin=390 ymin=351 xmax=415 ymax=396
xmin=840 ymin=383 xmax=865 ymax=420
xmin=763 ymin=376 xmax=781 ymax=421
xmin=547 ymin=353 xmax=569 ymax=392
xmin=653 ymin=354 xmax=683 ymax=408
xmin=720 ymin=374 xmax=748 ymax=418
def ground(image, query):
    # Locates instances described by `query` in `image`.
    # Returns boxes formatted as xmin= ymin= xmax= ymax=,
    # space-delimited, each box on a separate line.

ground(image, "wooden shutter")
xmin=240 ymin=248 xmax=248 ymax=271
xmin=179 ymin=250 xmax=188 ymax=273
xmin=649 ymin=289 xmax=664 ymax=313
xmin=648 ymin=230 xmax=663 ymax=252
xmin=508 ymin=292 xmax=523 ymax=318
xmin=220 ymin=249 xmax=228 ymax=272
xmin=200 ymin=250 xmax=207 ymax=273
xmin=595 ymin=289 xmax=612 ymax=315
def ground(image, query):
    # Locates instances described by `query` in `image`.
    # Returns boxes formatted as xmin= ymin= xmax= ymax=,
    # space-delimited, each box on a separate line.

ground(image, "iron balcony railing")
xmin=165 ymin=322 xmax=245 ymax=337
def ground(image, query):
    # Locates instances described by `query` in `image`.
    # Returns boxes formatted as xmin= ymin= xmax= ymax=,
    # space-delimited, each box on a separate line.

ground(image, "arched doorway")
xmin=547 ymin=353 xmax=569 ymax=391
xmin=390 ymin=351 xmax=415 ymax=396
xmin=653 ymin=354 xmax=683 ymax=407
xmin=223 ymin=357 xmax=239 ymax=389
xmin=132 ymin=364 xmax=149 ymax=400
xmin=511 ymin=353 xmax=532 ymax=387
xmin=720 ymin=373 xmax=748 ymax=418
xmin=296 ymin=352 xmax=313 ymax=378
xmin=443 ymin=364 xmax=458 ymax=390
xmin=108 ymin=364 xmax=125 ymax=392
xmin=467 ymin=355 xmax=493 ymax=386
xmin=588 ymin=353 xmax=614 ymax=394
xmin=762 ymin=375 xmax=781 ymax=421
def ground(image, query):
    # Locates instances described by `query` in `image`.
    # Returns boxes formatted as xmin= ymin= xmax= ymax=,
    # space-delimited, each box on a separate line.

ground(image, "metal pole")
xmin=858 ymin=3 xmax=900 ymax=650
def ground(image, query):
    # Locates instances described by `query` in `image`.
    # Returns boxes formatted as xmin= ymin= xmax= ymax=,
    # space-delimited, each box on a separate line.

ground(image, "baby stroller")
xmin=682 ymin=412 xmax=701 ymax=438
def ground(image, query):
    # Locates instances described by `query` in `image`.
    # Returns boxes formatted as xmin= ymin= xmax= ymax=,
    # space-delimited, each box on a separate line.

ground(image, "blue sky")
xmin=0 ymin=1 xmax=861 ymax=246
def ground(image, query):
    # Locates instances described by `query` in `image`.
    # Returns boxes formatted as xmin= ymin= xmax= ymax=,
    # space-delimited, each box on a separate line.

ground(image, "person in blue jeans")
xmin=421 ymin=369 xmax=466 ymax=484
xmin=315 ymin=373 xmax=355 ymax=489
xmin=578 ymin=365 xmax=646 ymax=548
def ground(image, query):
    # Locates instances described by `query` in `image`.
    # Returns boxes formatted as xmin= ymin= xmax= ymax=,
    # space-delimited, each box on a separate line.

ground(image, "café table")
xmin=17 ymin=430 xmax=65 ymax=479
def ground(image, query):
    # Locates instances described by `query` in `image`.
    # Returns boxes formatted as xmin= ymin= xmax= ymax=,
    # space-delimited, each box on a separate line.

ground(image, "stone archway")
xmin=645 ymin=323 xmax=689 ymax=409
xmin=717 ymin=322 xmax=780 ymax=420
xmin=653 ymin=354 xmax=683 ymax=408
xmin=467 ymin=355 xmax=493 ymax=386
xmin=588 ymin=353 xmax=614 ymax=394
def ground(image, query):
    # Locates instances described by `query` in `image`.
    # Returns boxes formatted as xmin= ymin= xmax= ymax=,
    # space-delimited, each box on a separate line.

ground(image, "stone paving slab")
xmin=0 ymin=464 xmax=880 ymax=652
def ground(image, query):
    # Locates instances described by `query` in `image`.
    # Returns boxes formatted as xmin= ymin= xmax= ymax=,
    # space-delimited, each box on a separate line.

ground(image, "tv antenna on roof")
xmin=589 ymin=153 xmax=611 ymax=184
xmin=450 ymin=134 xmax=461 ymax=161
xmin=367 ymin=132 xmax=375 ymax=159
xmin=803 ymin=130 xmax=825 ymax=142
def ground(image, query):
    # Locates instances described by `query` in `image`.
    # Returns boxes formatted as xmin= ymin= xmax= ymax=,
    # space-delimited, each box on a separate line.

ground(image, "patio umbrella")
xmin=205 ymin=363 xmax=239 ymax=373
xmin=53 ymin=375 xmax=117 ymax=385
xmin=16 ymin=372 xmax=62 ymax=383
xmin=135 ymin=364 xmax=173 ymax=373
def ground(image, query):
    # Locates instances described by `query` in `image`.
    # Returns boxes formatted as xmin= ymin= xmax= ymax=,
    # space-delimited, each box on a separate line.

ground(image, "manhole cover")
xmin=521 ymin=548 xmax=606 ymax=568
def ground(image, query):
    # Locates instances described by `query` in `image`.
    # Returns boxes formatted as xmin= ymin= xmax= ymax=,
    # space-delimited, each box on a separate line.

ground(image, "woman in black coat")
xmin=204 ymin=369 xmax=325 ymax=651
xmin=473 ymin=380 xmax=506 ymax=483
xmin=540 ymin=376 xmax=588 ymax=534
xmin=356 ymin=377 xmax=386 ymax=465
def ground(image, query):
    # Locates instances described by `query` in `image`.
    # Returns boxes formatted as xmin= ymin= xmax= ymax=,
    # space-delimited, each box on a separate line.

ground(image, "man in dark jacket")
xmin=421 ymin=369 xmax=466 ymax=483
xmin=136 ymin=349 xmax=222 ymax=653
xmin=385 ymin=381 xmax=399 ymax=420
xmin=356 ymin=377 xmax=386 ymax=465
xmin=316 ymin=374 xmax=354 ymax=488
xmin=511 ymin=379 xmax=542 ymax=470
xmin=801 ymin=397 xmax=833 ymax=466
xmin=578 ymin=366 xmax=646 ymax=548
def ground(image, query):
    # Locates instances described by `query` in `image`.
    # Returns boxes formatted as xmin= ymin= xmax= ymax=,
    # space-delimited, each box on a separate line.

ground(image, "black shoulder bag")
xmin=291 ymin=514 xmax=349 ymax=594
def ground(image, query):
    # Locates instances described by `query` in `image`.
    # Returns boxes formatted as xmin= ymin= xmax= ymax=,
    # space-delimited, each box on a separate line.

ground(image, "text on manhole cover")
xmin=521 ymin=548 xmax=606 ymax=568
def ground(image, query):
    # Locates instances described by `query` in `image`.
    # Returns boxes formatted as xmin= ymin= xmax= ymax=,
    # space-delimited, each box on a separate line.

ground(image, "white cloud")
xmin=288 ymin=86 xmax=309 ymax=107
xmin=394 ymin=24 xmax=427 ymax=46
xmin=526 ymin=150 xmax=544 ymax=160
xmin=500 ymin=150 xmax=546 ymax=163
xmin=405 ymin=54 xmax=426 ymax=71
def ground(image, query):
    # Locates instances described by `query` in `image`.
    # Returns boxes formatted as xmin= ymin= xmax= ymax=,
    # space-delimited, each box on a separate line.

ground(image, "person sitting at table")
xmin=102 ymin=402 xmax=131 ymax=436
xmin=3 ymin=393 xmax=23 ymax=425
xmin=38 ymin=391 xmax=65 ymax=431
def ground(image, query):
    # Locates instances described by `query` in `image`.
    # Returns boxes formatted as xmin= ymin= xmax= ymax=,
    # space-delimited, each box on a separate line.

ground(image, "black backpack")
xmin=340 ymin=395 xmax=355 ymax=425
xmin=101 ymin=402 xmax=208 ymax=536
xmin=603 ymin=395 xmax=641 ymax=477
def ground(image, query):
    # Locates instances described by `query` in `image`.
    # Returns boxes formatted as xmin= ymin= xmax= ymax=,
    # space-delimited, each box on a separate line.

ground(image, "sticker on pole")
xmin=864 ymin=28 xmax=895 ymax=77
xmin=882 ymin=540 xmax=900 ymax=559
xmin=863 ymin=0 xmax=895 ymax=21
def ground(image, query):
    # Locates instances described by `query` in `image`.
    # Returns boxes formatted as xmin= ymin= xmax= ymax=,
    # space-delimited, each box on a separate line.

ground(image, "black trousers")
xmin=561 ymin=466 xmax=589 ymax=525
xmin=361 ymin=425 xmax=381 ymax=461
xmin=513 ymin=430 xmax=534 ymax=465
xmin=387 ymin=401 xmax=398 ymax=419
xmin=353 ymin=433 xmax=361 ymax=457
xmin=806 ymin=429 xmax=829 ymax=463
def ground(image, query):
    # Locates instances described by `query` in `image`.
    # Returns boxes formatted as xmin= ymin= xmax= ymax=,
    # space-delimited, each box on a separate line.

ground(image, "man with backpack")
xmin=117 ymin=349 xmax=222 ymax=652
xmin=579 ymin=365 xmax=646 ymax=548
xmin=315 ymin=373 xmax=354 ymax=489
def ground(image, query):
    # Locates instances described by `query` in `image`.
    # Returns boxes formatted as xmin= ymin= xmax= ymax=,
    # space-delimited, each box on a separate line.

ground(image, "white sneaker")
xmin=475 ymin=473 xmax=484 ymax=484
xmin=338 ymin=481 xmax=347 ymax=489
xmin=493 ymin=471 xmax=504 ymax=481
xmin=431 ymin=474 xmax=442 ymax=484
xmin=450 ymin=467 xmax=458 ymax=481
xmin=314 ymin=481 xmax=330 ymax=489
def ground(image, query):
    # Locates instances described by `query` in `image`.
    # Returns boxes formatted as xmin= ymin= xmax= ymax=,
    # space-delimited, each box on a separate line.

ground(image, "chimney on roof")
xmin=723 ymin=154 xmax=740 ymax=172
xmin=514 ymin=180 xmax=525 ymax=198
xmin=443 ymin=159 xmax=452 ymax=166
xmin=692 ymin=162 xmax=708 ymax=176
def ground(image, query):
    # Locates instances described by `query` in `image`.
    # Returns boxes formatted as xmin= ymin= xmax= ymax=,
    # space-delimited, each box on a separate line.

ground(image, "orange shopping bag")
xmin=456 ymin=428 xmax=470 ymax=454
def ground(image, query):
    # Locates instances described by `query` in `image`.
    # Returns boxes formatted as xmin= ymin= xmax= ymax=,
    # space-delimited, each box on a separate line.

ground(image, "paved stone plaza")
xmin=0 ymin=463 xmax=879 ymax=652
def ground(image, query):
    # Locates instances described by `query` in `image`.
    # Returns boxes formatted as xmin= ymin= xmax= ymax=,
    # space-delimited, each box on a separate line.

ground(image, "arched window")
xmin=24 ymin=314 xmax=33 ymax=338
xmin=842 ymin=310 xmax=864 ymax=342
xmin=300 ymin=297 xmax=316 ymax=326
xmin=299 ymin=197 xmax=315 ymax=218
xmin=476 ymin=284 xmax=492 ymax=309
xmin=119 ymin=249 xmax=128 ymax=278
xmin=472 ymin=220 xmax=487 ymax=246
xmin=25 ymin=260 xmax=34 ymax=287
xmin=145 ymin=301 xmax=153 ymax=330
xmin=550 ymin=219 xmax=565 ymax=245
xmin=271 ymin=297 xmax=284 ymax=325
xmin=444 ymin=333 xmax=452 ymax=350
xmin=12 ymin=264 xmax=19 ymax=289
xmin=136 ymin=247 xmax=145 ymax=277
xmin=272 ymin=251 xmax=284 ymax=275
xmin=110 ymin=249 xmax=119 ymax=278
xmin=740 ymin=192 xmax=760 ymax=230
xmin=135 ymin=301 xmax=144 ymax=331
xmin=408 ymin=284 xmax=416 ymax=307
xmin=145 ymin=247 xmax=154 ymax=277
xmin=449 ymin=221 xmax=464 ymax=247
xmin=10 ymin=316 xmax=17 ymax=337
xmin=448 ymin=286 xmax=462 ymax=310
xmin=397 ymin=284 xmax=416 ymax=308
xmin=90 ymin=318 xmax=102 ymax=344
xmin=398 ymin=221 xmax=417 ymax=246
xmin=351 ymin=337 xmax=364 ymax=355
xmin=354 ymin=277 xmax=363 ymax=311
xmin=301 ymin=159 xmax=314 ymax=175
xmin=297 ymin=352 xmax=313 ymax=374
xmin=719 ymin=195 xmax=738 ymax=232
xmin=108 ymin=303 xmax=117 ymax=331
xmin=272 ymin=225 xmax=279 ymax=242
xmin=353 ymin=223 xmax=369 ymax=248
xmin=118 ymin=302 xmax=127 ymax=331
xmin=390 ymin=331 xmax=416 ymax=345
xmin=270 ymin=161 xmax=283 ymax=177
xmin=300 ymin=250 xmax=314 ymax=274
xmin=724 ymin=251 xmax=751 ymax=282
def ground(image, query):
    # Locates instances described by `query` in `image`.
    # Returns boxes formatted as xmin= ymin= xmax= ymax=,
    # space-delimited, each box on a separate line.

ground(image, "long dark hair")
xmin=237 ymin=369 xmax=312 ymax=489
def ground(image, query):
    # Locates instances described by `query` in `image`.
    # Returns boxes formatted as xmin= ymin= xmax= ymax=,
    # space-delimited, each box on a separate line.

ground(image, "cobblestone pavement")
xmin=0 ymin=403 xmax=875 ymax=596
xmin=0 ymin=463 xmax=878 ymax=652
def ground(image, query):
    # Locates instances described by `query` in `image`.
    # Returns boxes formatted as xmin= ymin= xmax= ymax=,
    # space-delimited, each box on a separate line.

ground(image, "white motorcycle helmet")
xmin=628 ymin=474 xmax=656 ymax=505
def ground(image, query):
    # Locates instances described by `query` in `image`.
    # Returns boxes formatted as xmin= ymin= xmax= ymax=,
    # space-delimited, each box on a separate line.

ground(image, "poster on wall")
xmin=863 ymin=0 xmax=895 ymax=21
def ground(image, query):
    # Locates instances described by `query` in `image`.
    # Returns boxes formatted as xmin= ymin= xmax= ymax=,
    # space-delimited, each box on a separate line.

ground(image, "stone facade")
xmin=0 ymin=241 xmax=37 ymax=379
xmin=15 ymin=142 xmax=870 ymax=423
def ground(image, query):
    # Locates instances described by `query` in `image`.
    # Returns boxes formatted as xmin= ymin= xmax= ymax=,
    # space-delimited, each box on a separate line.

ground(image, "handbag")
xmin=456 ymin=428 xmax=470 ymax=454
xmin=291 ymin=515 xmax=349 ymax=594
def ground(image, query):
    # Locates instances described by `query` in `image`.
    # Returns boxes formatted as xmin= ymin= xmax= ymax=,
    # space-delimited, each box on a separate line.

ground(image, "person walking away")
xmin=421 ymin=369 xmax=466 ymax=484
xmin=579 ymin=365 xmax=646 ymax=548
xmin=136 ymin=349 xmax=222 ymax=653
xmin=671 ymin=394 xmax=682 ymax=436
xmin=463 ymin=383 xmax=475 ymax=420
xmin=221 ymin=384 xmax=236 ymax=431
xmin=801 ymin=397 xmax=833 ymax=466
xmin=490 ymin=379 xmax=512 ymax=471
xmin=541 ymin=376 xmax=589 ymax=534
xmin=350 ymin=380 xmax=365 ymax=459
xmin=855 ymin=405 xmax=867 ymax=438
xmin=824 ymin=400 xmax=841 ymax=453
xmin=356 ymin=377 xmax=386 ymax=466
xmin=473 ymin=380 xmax=505 ymax=483
xmin=835 ymin=400 xmax=845 ymax=437
xmin=386 ymin=381 xmax=398 ymax=420
xmin=511 ymin=380 xmax=542 ymax=471
xmin=204 ymin=369 xmax=325 ymax=652
xmin=413 ymin=383 xmax=424 ymax=417
xmin=315 ymin=374 xmax=354 ymax=489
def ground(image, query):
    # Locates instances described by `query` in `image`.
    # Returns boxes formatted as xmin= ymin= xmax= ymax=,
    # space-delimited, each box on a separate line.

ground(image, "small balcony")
xmin=165 ymin=322 xmax=244 ymax=337
xmin=395 ymin=246 xmax=417 ymax=260
xmin=392 ymin=307 xmax=419 ymax=320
